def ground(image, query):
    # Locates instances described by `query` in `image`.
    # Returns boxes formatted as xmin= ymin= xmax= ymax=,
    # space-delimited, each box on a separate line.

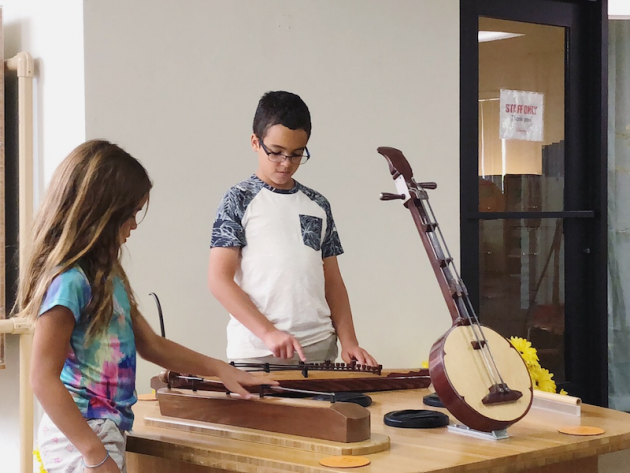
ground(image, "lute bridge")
xmin=482 ymin=383 xmax=523 ymax=405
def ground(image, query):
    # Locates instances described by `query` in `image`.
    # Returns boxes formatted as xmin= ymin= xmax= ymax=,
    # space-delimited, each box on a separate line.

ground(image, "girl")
xmin=18 ymin=140 xmax=271 ymax=473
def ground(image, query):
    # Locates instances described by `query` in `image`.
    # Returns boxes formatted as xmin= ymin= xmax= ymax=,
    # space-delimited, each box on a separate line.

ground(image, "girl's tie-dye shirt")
xmin=38 ymin=266 xmax=137 ymax=431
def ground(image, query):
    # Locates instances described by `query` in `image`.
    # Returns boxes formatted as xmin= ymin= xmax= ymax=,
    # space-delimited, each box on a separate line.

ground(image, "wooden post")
xmin=6 ymin=50 xmax=35 ymax=473
xmin=0 ymin=7 xmax=5 ymax=371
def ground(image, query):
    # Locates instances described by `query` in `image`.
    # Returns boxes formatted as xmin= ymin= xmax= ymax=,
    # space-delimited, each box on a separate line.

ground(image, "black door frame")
xmin=460 ymin=0 xmax=608 ymax=406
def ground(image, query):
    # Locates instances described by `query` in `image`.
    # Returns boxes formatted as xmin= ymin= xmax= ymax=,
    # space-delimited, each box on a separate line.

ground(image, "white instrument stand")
xmin=447 ymin=424 xmax=510 ymax=440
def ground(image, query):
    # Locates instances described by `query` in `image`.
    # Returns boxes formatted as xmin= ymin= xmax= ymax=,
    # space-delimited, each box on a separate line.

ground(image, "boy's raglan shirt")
xmin=38 ymin=266 xmax=137 ymax=431
xmin=211 ymin=175 xmax=343 ymax=359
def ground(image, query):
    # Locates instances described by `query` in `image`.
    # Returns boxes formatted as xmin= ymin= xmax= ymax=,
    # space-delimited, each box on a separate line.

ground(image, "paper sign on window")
xmin=499 ymin=89 xmax=544 ymax=142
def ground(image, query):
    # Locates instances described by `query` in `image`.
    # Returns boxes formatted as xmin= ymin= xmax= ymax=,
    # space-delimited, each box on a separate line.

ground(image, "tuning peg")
xmin=380 ymin=192 xmax=406 ymax=201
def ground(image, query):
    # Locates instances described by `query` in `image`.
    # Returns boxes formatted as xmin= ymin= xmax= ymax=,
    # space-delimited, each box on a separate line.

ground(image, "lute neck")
xmin=377 ymin=146 xmax=474 ymax=326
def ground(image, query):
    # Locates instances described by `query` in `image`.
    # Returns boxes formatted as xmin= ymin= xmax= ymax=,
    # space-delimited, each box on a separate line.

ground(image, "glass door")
xmin=460 ymin=0 xmax=607 ymax=405
xmin=478 ymin=18 xmax=567 ymax=384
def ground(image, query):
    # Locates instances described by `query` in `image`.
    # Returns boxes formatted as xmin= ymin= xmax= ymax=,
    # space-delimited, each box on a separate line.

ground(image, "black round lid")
xmin=423 ymin=392 xmax=445 ymax=408
xmin=312 ymin=392 xmax=373 ymax=407
xmin=383 ymin=409 xmax=449 ymax=429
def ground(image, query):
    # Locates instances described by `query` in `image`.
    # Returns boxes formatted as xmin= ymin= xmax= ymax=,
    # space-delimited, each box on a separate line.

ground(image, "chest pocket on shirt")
xmin=299 ymin=214 xmax=323 ymax=251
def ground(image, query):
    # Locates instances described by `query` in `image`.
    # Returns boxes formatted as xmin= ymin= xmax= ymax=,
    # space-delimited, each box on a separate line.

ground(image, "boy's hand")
xmin=261 ymin=329 xmax=307 ymax=361
xmin=214 ymin=361 xmax=278 ymax=400
xmin=342 ymin=346 xmax=378 ymax=367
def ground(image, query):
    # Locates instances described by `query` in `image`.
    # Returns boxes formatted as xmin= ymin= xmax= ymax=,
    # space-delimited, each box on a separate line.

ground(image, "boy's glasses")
xmin=258 ymin=138 xmax=310 ymax=165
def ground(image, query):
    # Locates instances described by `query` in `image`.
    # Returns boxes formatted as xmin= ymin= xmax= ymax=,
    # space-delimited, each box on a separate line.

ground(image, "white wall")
xmin=609 ymin=0 xmax=630 ymax=18
xmin=83 ymin=0 xmax=460 ymax=395
xmin=0 ymin=1 xmax=85 ymax=471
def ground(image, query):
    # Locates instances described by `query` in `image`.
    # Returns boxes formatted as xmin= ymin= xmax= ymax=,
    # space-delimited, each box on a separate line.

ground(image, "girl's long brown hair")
xmin=16 ymin=140 xmax=153 ymax=339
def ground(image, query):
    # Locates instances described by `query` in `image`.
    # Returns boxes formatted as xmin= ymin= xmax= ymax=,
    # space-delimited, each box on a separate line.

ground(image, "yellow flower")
xmin=529 ymin=364 xmax=557 ymax=393
xmin=559 ymin=389 xmax=568 ymax=395
xmin=509 ymin=336 xmax=567 ymax=395
xmin=421 ymin=360 xmax=429 ymax=369
xmin=509 ymin=337 xmax=539 ymax=368
xmin=33 ymin=450 xmax=47 ymax=473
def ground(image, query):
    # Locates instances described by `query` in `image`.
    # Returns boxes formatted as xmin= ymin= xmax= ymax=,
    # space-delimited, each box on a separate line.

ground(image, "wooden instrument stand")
xmin=156 ymin=387 xmax=372 ymax=443
xmin=151 ymin=366 xmax=429 ymax=445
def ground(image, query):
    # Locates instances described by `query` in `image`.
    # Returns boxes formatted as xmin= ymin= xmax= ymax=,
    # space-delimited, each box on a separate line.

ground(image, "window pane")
xmin=478 ymin=18 xmax=565 ymax=213
xmin=480 ymin=218 xmax=565 ymax=383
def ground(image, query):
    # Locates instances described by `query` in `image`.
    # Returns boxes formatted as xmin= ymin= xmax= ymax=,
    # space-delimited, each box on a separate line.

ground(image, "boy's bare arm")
xmin=208 ymin=247 xmax=306 ymax=361
xmin=323 ymin=256 xmax=378 ymax=366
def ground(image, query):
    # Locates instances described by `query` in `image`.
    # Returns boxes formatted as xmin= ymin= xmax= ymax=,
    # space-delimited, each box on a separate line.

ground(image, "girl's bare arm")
xmin=31 ymin=306 xmax=119 ymax=472
xmin=133 ymin=311 xmax=277 ymax=398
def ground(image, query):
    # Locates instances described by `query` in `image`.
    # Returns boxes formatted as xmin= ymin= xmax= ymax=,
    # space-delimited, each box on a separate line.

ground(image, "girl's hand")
xmin=214 ymin=361 xmax=279 ymax=399
xmin=83 ymin=453 xmax=120 ymax=473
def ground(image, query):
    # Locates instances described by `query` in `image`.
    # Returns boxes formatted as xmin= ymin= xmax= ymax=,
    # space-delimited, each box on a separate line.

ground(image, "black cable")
xmin=149 ymin=292 xmax=166 ymax=337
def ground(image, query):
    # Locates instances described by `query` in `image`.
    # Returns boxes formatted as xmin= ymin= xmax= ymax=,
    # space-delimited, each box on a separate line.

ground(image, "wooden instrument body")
xmin=154 ymin=367 xmax=431 ymax=394
xmin=152 ymin=368 xmax=427 ymax=444
xmin=377 ymin=146 xmax=533 ymax=433
xmin=429 ymin=324 xmax=533 ymax=432
xmin=156 ymin=387 xmax=371 ymax=443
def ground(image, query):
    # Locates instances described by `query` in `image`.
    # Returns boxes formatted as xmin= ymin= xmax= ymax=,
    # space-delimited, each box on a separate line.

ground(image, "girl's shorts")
xmin=37 ymin=414 xmax=127 ymax=473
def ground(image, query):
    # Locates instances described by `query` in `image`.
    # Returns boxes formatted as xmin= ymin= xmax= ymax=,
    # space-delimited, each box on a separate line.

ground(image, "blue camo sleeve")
xmin=321 ymin=209 xmax=344 ymax=259
xmin=211 ymin=188 xmax=247 ymax=248
xmin=38 ymin=268 xmax=91 ymax=322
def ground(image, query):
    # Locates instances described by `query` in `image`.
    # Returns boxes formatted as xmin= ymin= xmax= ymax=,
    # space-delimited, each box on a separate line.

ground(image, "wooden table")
xmin=127 ymin=388 xmax=630 ymax=473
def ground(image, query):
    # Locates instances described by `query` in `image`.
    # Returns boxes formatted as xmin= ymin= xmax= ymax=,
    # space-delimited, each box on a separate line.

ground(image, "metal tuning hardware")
xmin=380 ymin=192 xmax=406 ymax=201
xmin=258 ymin=384 xmax=337 ymax=403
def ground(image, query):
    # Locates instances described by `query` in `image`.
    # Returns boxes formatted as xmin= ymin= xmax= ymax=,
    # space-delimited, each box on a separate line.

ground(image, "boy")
xmin=208 ymin=91 xmax=377 ymax=366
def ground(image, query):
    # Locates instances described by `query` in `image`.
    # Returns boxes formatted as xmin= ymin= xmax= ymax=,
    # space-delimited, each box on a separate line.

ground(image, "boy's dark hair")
xmin=253 ymin=91 xmax=312 ymax=140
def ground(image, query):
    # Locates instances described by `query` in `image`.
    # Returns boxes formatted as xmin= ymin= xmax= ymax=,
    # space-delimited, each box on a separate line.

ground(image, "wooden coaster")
xmin=319 ymin=455 xmax=371 ymax=468
xmin=558 ymin=426 xmax=605 ymax=436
